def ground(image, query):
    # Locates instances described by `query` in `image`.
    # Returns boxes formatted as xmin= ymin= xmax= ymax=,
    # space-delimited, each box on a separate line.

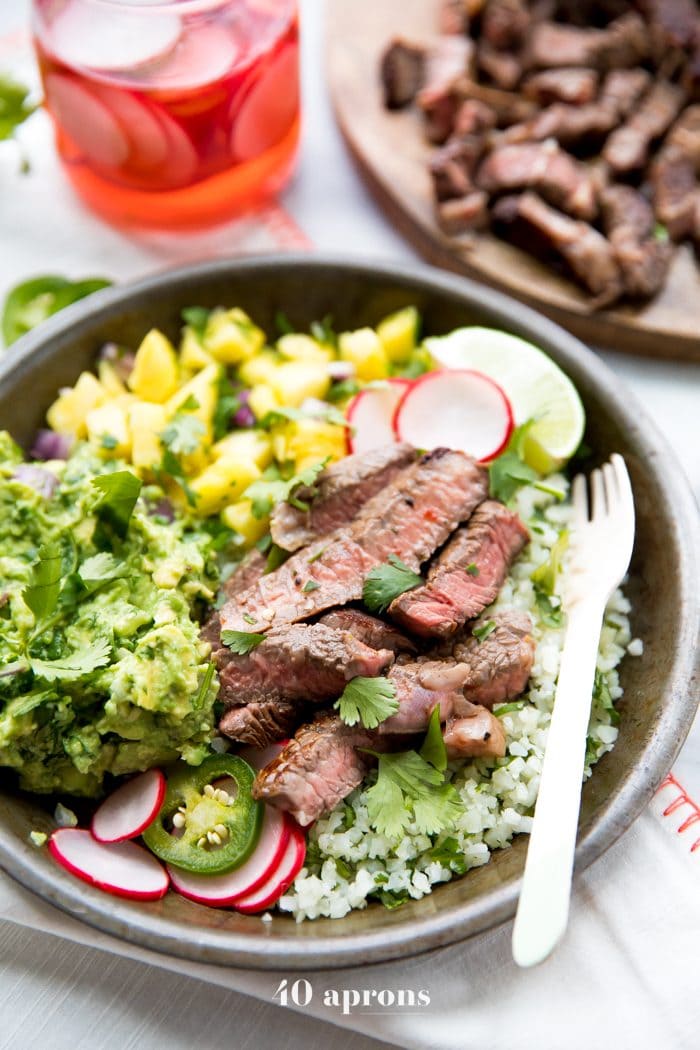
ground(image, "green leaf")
xmin=274 ymin=310 xmax=295 ymax=335
xmin=419 ymin=704 xmax=447 ymax=772
xmin=426 ymin=836 xmax=467 ymax=874
xmin=493 ymin=700 xmax=527 ymax=716
xmin=307 ymin=545 xmax=328 ymax=564
xmin=302 ymin=579 xmax=320 ymax=593
xmin=327 ymin=378 xmax=361 ymax=403
xmin=334 ymin=676 xmax=399 ymax=729
xmin=30 ymin=637 xmax=112 ymax=681
xmin=530 ymin=530 xmax=568 ymax=595
xmin=363 ymin=555 xmax=423 ymax=614
xmin=489 ymin=450 xmax=538 ymax=503
xmin=160 ymin=414 xmax=206 ymax=457
xmin=364 ymin=748 xmax=454 ymax=840
xmin=213 ymin=376 xmax=243 ymax=441
xmin=310 ymin=314 xmax=337 ymax=347
xmin=22 ymin=543 xmax=63 ymax=621
xmin=193 ymin=662 xmax=216 ymax=710
xmin=220 ymin=630 xmax=266 ymax=655
xmin=100 ymin=434 xmax=118 ymax=450
xmin=653 ymin=222 xmax=669 ymax=243
xmin=244 ymin=459 xmax=328 ymax=520
xmin=533 ymin=588 xmax=563 ymax=628
xmin=376 ymin=889 xmax=409 ymax=910
xmin=260 ymin=404 xmax=351 ymax=431
xmin=466 ymin=562 xmax=479 ymax=576
xmin=77 ymin=553 xmax=127 ymax=593
xmin=92 ymin=471 xmax=142 ymax=539
xmin=413 ymin=783 xmax=462 ymax=835
xmin=365 ymin=772 xmax=408 ymax=839
xmin=2 ymin=275 xmax=112 ymax=347
xmin=472 ymin=619 xmax=496 ymax=642
xmin=265 ymin=543 xmax=289 ymax=574
xmin=181 ymin=306 xmax=210 ymax=339
xmin=0 ymin=74 xmax=37 ymax=141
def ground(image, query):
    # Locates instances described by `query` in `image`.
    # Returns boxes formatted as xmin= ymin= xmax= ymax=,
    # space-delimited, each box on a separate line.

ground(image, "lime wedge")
xmin=424 ymin=327 xmax=585 ymax=471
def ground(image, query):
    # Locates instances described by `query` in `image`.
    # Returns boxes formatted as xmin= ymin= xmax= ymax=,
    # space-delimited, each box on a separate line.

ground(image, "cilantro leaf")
xmin=489 ymin=450 xmax=538 ymax=503
xmin=419 ymin=704 xmax=447 ymax=772
xmin=466 ymin=562 xmax=479 ymax=576
xmin=425 ymin=836 xmax=467 ymax=875
xmin=259 ymin=404 xmax=351 ymax=430
xmin=221 ymin=630 xmax=266 ymax=654
xmin=302 ymin=580 xmax=320 ymax=592
xmin=0 ymin=74 xmax=38 ymax=141
xmin=364 ymin=749 xmax=456 ymax=839
xmin=365 ymin=771 xmax=407 ymax=839
xmin=327 ymin=378 xmax=361 ymax=402
xmin=160 ymin=414 xmax=205 ymax=457
xmin=92 ymin=471 xmax=142 ymax=539
xmin=213 ymin=376 xmax=243 ymax=441
xmin=193 ymin=662 xmax=216 ymax=710
xmin=30 ymin=637 xmax=112 ymax=681
xmin=530 ymin=530 xmax=568 ymax=595
xmin=22 ymin=543 xmax=63 ymax=621
xmin=473 ymin=620 xmax=496 ymax=642
xmin=78 ymin=553 xmax=126 ymax=593
xmin=244 ymin=459 xmax=328 ymax=520
xmin=413 ymin=783 xmax=463 ymax=835
xmin=310 ymin=314 xmax=337 ymax=347
xmin=275 ymin=310 xmax=295 ymax=335
xmin=100 ymin=434 xmax=118 ymax=450
xmin=181 ymin=306 xmax=210 ymax=339
xmin=334 ymin=676 xmax=399 ymax=729
xmin=534 ymin=589 xmax=563 ymax=628
xmin=363 ymin=555 xmax=423 ymax=614
xmin=494 ymin=700 xmax=527 ymax=716
xmin=265 ymin=543 xmax=289 ymax=573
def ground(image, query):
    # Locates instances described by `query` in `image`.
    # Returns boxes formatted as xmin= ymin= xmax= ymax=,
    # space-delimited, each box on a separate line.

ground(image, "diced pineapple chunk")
xmin=376 ymin=306 xmax=420 ymax=364
xmin=248 ymin=384 xmax=280 ymax=421
xmin=338 ymin=328 xmax=389 ymax=380
xmin=86 ymin=400 xmax=131 ymax=458
xmin=128 ymin=329 xmax=180 ymax=403
xmin=46 ymin=372 xmax=106 ymax=437
xmin=204 ymin=308 xmax=265 ymax=364
xmin=277 ymin=334 xmax=333 ymax=363
xmin=189 ymin=457 xmax=261 ymax=516
xmin=213 ymin=429 xmax=273 ymax=469
xmin=166 ymin=362 xmax=221 ymax=438
xmin=268 ymin=361 xmax=331 ymax=407
xmin=238 ymin=350 xmax=281 ymax=387
xmin=221 ymin=499 xmax=269 ymax=546
xmin=128 ymin=401 xmax=168 ymax=470
xmin=97 ymin=360 xmax=127 ymax=397
xmin=180 ymin=327 xmax=216 ymax=372
xmin=279 ymin=418 xmax=347 ymax=473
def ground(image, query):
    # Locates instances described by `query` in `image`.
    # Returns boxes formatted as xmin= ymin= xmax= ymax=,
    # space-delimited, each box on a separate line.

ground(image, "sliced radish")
xmin=347 ymin=379 xmax=412 ymax=456
xmin=48 ymin=1 xmax=182 ymax=73
xmin=49 ymin=828 xmax=169 ymax=901
xmin=393 ymin=369 xmax=514 ymax=462
xmin=168 ymin=807 xmax=290 ymax=906
xmin=230 ymin=43 xmax=299 ymax=161
xmin=45 ymin=75 xmax=130 ymax=168
xmin=238 ymin=741 xmax=288 ymax=771
xmin=90 ymin=85 xmax=170 ymax=172
xmin=91 ymin=769 xmax=166 ymax=844
xmin=234 ymin=820 xmax=306 ymax=914
xmin=148 ymin=24 xmax=239 ymax=92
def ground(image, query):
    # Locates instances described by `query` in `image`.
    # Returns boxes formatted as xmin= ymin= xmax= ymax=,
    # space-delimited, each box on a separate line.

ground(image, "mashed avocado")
xmin=0 ymin=431 xmax=222 ymax=796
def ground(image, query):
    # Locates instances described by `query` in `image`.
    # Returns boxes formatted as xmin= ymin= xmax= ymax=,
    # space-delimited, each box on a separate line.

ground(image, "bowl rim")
xmin=1 ymin=253 xmax=698 ymax=970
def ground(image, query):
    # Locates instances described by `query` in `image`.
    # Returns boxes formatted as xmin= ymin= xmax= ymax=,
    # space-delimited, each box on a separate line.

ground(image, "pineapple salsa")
xmin=0 ymin=304 xmax=425 ymax=795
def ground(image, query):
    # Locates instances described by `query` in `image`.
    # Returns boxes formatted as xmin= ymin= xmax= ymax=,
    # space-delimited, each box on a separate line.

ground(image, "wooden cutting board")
xmin=327 ymin=0 xmax=700 ymax=361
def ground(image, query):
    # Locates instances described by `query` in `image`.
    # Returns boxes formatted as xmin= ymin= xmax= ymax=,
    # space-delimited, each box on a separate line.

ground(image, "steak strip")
xmin=220 ymin=449 xmax=489 ymax=634
xmin=603 ymin=80 xmax=686 ymax=174
xmin=451 ymin=610 xmax=535 ymax=708
xmin=476 ymin=141 xmax=598 ymax=221
xmin=599 ymin=185 xmax=673 ymax=298
xmin=316 ymin=608 xmax=417 ymax=654
xmin=390 ymin=500 xmax=529 ymax=638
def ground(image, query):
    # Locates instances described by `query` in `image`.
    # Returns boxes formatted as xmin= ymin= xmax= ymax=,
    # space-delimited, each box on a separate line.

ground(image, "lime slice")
xmin=424 ymin=326 xmax=585 ymax=471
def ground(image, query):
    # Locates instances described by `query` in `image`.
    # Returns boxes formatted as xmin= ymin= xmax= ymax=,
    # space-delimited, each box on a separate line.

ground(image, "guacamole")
xmin=0 ymin=431 xmax=221 ymax=796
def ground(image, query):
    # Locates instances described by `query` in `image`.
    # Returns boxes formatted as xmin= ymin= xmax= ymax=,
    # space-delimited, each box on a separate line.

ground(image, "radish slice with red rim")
xmin=238 ymin=741 xmax=288 ymax=772
xmin=167 ymin=807 xmax=291 ymax=906
xmin=346 ymin=379 xmax=412 ymax=456
xmin=45 ymin=75 xmax=131 ymax=169
xmin=50 ymin=829 xmax=169 ymax=901
xmin=230 ymin=43 xmax=299 ymax=161
xmin=91 ymin=768 xmax=165 ymax=844
xmin=393 ymin=369 xmax=514 ymax=462
xmin=234 ymin=820 xmax=306 ymax=914
xmin=47 ymin=2 xmax=182 ymax=73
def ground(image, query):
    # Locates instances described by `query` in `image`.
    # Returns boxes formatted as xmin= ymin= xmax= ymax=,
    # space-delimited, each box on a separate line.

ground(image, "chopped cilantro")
xmin=220 ymin=630 xmax=266 ymax=655
xmin=334 ymin=676 xmax=399 ymax=730
xmin=473 ymin=620 xmax=497 ymax=642
xmin=363 ymin=555 xmax=423 ymax=614
xmin=30 ymin=637 xmax=112 ymax=681
xmin=244 ymin=459 xmax=328 ymax=520
xmin=419 ymin=704 xmax=447 ymax=772
xmin=100 ymin=433 xmax=118 ymax=450
xmin=307 ymin=545 xmax=328 ymax=564
xmin=327 ymin=378 xmax=361 ymax=402
xmin=22 ymin=543 xmax=63 ymax=621
xmin=160 ymin=413 xmax=205 ymax=457
xmin=265 ymin=543 xmax=289 ymax=574
xmin=274 ymin=310 xmax=295 ymax=335
xmin=534 ymin=589 xmax=563 ymax=628
xmin=242 ymin=613 xmax=257 ymax=625
xmin=193 ymin=662 xmax=216 ymax=710
xmin=181 ymin=306 xmax=210 ymax=339
xmin=530 ymin=530 xmax=568 ymax=595
xmin=376 ymin=889 xmax=409 ymax=910
xmin=488 ymin=421 xmax=541 ymax=503
xmin=213 ymin=376 xmax=243 ymax=441
xmin=92 ymin=471 xmax=142 ymax=539
xmin=302 ymin=579 xmax=320 ymax=593
xmin=77 ymin=552 xmax=126 ymax=593
xmin=494 ymin=700 xmax=527 ymax=716
xmin=310 ymin=314 xmax=337 ymax=348
xmin=425 ymin=837 xmax=467 ymax=875
xmin=466 ymin=562 xmax=479 ymax=576
xmin=255 ymin=533 xmax=273 ymax=554
xmin=364 ymin=748 xmax=462 ymax=839
xmin=0 ymin=74 xmax=38 ymax=141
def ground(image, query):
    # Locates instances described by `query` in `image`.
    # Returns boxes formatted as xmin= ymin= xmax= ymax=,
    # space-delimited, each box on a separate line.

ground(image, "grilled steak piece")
xmin=652 ymin=106 xmax=700 ymax=239
xmin=440 ymin=0 xmax=471 ymax=36
xmin=317 ymin=608 xmax=416 ymax=654
xmin=601 ymin=69 xmax=654 ymax=121
xmin=452 ymin=610 xmax=535 ymax=707
xmin=270 ymin=444 xmax=416 ymax=552
xmin=522 ymin=68 xmax=599 ymax=107
xmin=443 ymin=704 xmax=507 ymax=759
xmin=220 ymin=699 xmax=300 ymax=749
xmin=482 ymin=0 xmax=530 ymax=50
xmin=455 ymin=79 xmax=537 ymax=127
xmin=528 ymin=13 xmax=648 ymax=71
xmin=380 ymin=39 xmax=426 ymax=110
xmin=600 ymin=184 xmax=673 ymax=298
xmin=492 ymin=192 xmax=625 ymax=305
xmin=418 ymin=37 xmax=475 ymax=143
xmin=453 ymin=98 xmax=498 ymax=137
xmin=437 ymin=191 xmax=491 ymax=234
xmin=476 ymin=141 xmax=598 ymax=221
xmin=252 ymin=713 xmax=377 ymax=826
xmin=477 ymin=42 xmax=522 ymax=91
xmin=638 ymin=0 xmax=699 ymax=50
xmin=429 ymin=135 xmax=486 ymax=201
xmin=200 ymin=548 xmax=268 ymax=654
xmin=375 ymin=660 xmax=478 ymax=734
xmin=220 ymin=449 xmax=489 ymax=634
xmin=390 ymin=500 xmax=529 ymax=638
xmin=216 ymin=622 xmax=394 ymax=708
xmin=603 ymin=80 xmax=686 ymax=175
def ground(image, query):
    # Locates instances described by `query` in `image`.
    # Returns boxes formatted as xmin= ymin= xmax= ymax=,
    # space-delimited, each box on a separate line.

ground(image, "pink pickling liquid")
xmin=32 ymin=0 xmax=300 ymax=229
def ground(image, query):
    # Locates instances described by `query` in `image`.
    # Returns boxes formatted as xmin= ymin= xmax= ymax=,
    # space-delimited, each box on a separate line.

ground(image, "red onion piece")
xmin=30 ymin=429 xmax=73 ymax=461
xmin=99 ymin=342 xmax=136 ymax=383
xmin=13 ymin=464 xmax=58 ymax=499
xmin=232 ymin=389 xmax=255 ymax=428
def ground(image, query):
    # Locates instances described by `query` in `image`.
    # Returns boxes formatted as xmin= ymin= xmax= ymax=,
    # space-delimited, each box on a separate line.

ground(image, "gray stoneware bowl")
xmin=0 ymin=256 xmax=698 ymax=970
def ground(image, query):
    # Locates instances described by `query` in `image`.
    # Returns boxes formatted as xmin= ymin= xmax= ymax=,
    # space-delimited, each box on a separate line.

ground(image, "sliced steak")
xmin=452 ymin=609 xmax=535 ymax=707
xmin=390 ymin=500 xmax=529 ymax=638
xmin=603 ymin=80 xmax=686 ymax=175
xmin=200 ymin=548 xmax=268 ymax=654
xmin=317 ymin=608 xmax=417 ymax=655
xmin=270 ymin=443 xmax=416 ymax=552
xmin=417 ymin=36 xmax=475 ymax=143
xmin=443 ymin=704 xmax=507 ymax=760
xmin=252 ymin=713 xmax=376 ymax=826
xmin=637 ymin=0 xmax=699 ymax=51
xmin=528 ymin=13 xmax=648 ymax=71
xmin=429 ymin=135 xmax=486 ymax=201
xmin=652 ymin=106 xmax=700 ymax=239
xmin=492 ymin=192 xmax=625 ymax=305
xmin=375 ymin=660 xmax=477 ymax=734
xmin=215 ymin=623 xmax=394 ymax=708
xmin=482 ymin=0 xmax=531 ymax=51
xmin=477 ymin=42 xmax=522 ymax=91
xmin=437 ymin=191 xmax=491 ymax=234
xmin=220 ymin=449 xmax=489 ymax=633
xmin=454 ymin=79 xmax=537 ymax=126
xmin=476 ymin=141 xmax=598 ymax=221
xmin=380 ymin=38 xmax=426 ymax=110
xmin=219 ymin=699 xmax=300 ymax=749
xmin=600 ymin=69 xmax=654 ymax=121
xmin=600 ymin=184 xmax=673 ymax=298
xmin=453 ymin=98 xmax=498 ymax=137
xmin=521 ymin=68 xmax=599 ymax=107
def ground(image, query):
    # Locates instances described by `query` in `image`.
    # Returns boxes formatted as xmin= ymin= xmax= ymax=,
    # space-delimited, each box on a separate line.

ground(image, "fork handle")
xmin=512 ymin=599 xmax=604 ymax=967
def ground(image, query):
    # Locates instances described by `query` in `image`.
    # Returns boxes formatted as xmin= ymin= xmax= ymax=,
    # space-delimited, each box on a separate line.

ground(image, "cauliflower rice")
xmin=279 ymin=475 xmax=641 ymax=922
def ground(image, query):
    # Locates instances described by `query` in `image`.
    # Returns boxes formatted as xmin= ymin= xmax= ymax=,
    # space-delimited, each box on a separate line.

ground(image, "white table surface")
xmin=0 ymin=2 xmax=698 ymax=1048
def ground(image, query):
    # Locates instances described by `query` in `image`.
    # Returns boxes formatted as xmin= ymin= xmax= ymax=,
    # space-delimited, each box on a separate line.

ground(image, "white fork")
xmin=512 ymin=454 xmax=635 ymax=968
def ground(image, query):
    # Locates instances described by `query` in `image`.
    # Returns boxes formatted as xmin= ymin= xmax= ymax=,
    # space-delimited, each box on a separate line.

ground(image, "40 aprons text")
xmin=273 ymin=978 xmax=431 ymax=1015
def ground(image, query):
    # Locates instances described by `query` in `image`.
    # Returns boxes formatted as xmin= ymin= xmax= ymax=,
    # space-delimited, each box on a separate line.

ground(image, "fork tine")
xmin=603 ymin=461 xmax=617 ymax=508
xmin=572 ymin=473 xmax=588 ymax=525
xmin=611 ymin=454 xmax=634 ymax=515
xmin=591 ymin=468 xmax=606 ymax=520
